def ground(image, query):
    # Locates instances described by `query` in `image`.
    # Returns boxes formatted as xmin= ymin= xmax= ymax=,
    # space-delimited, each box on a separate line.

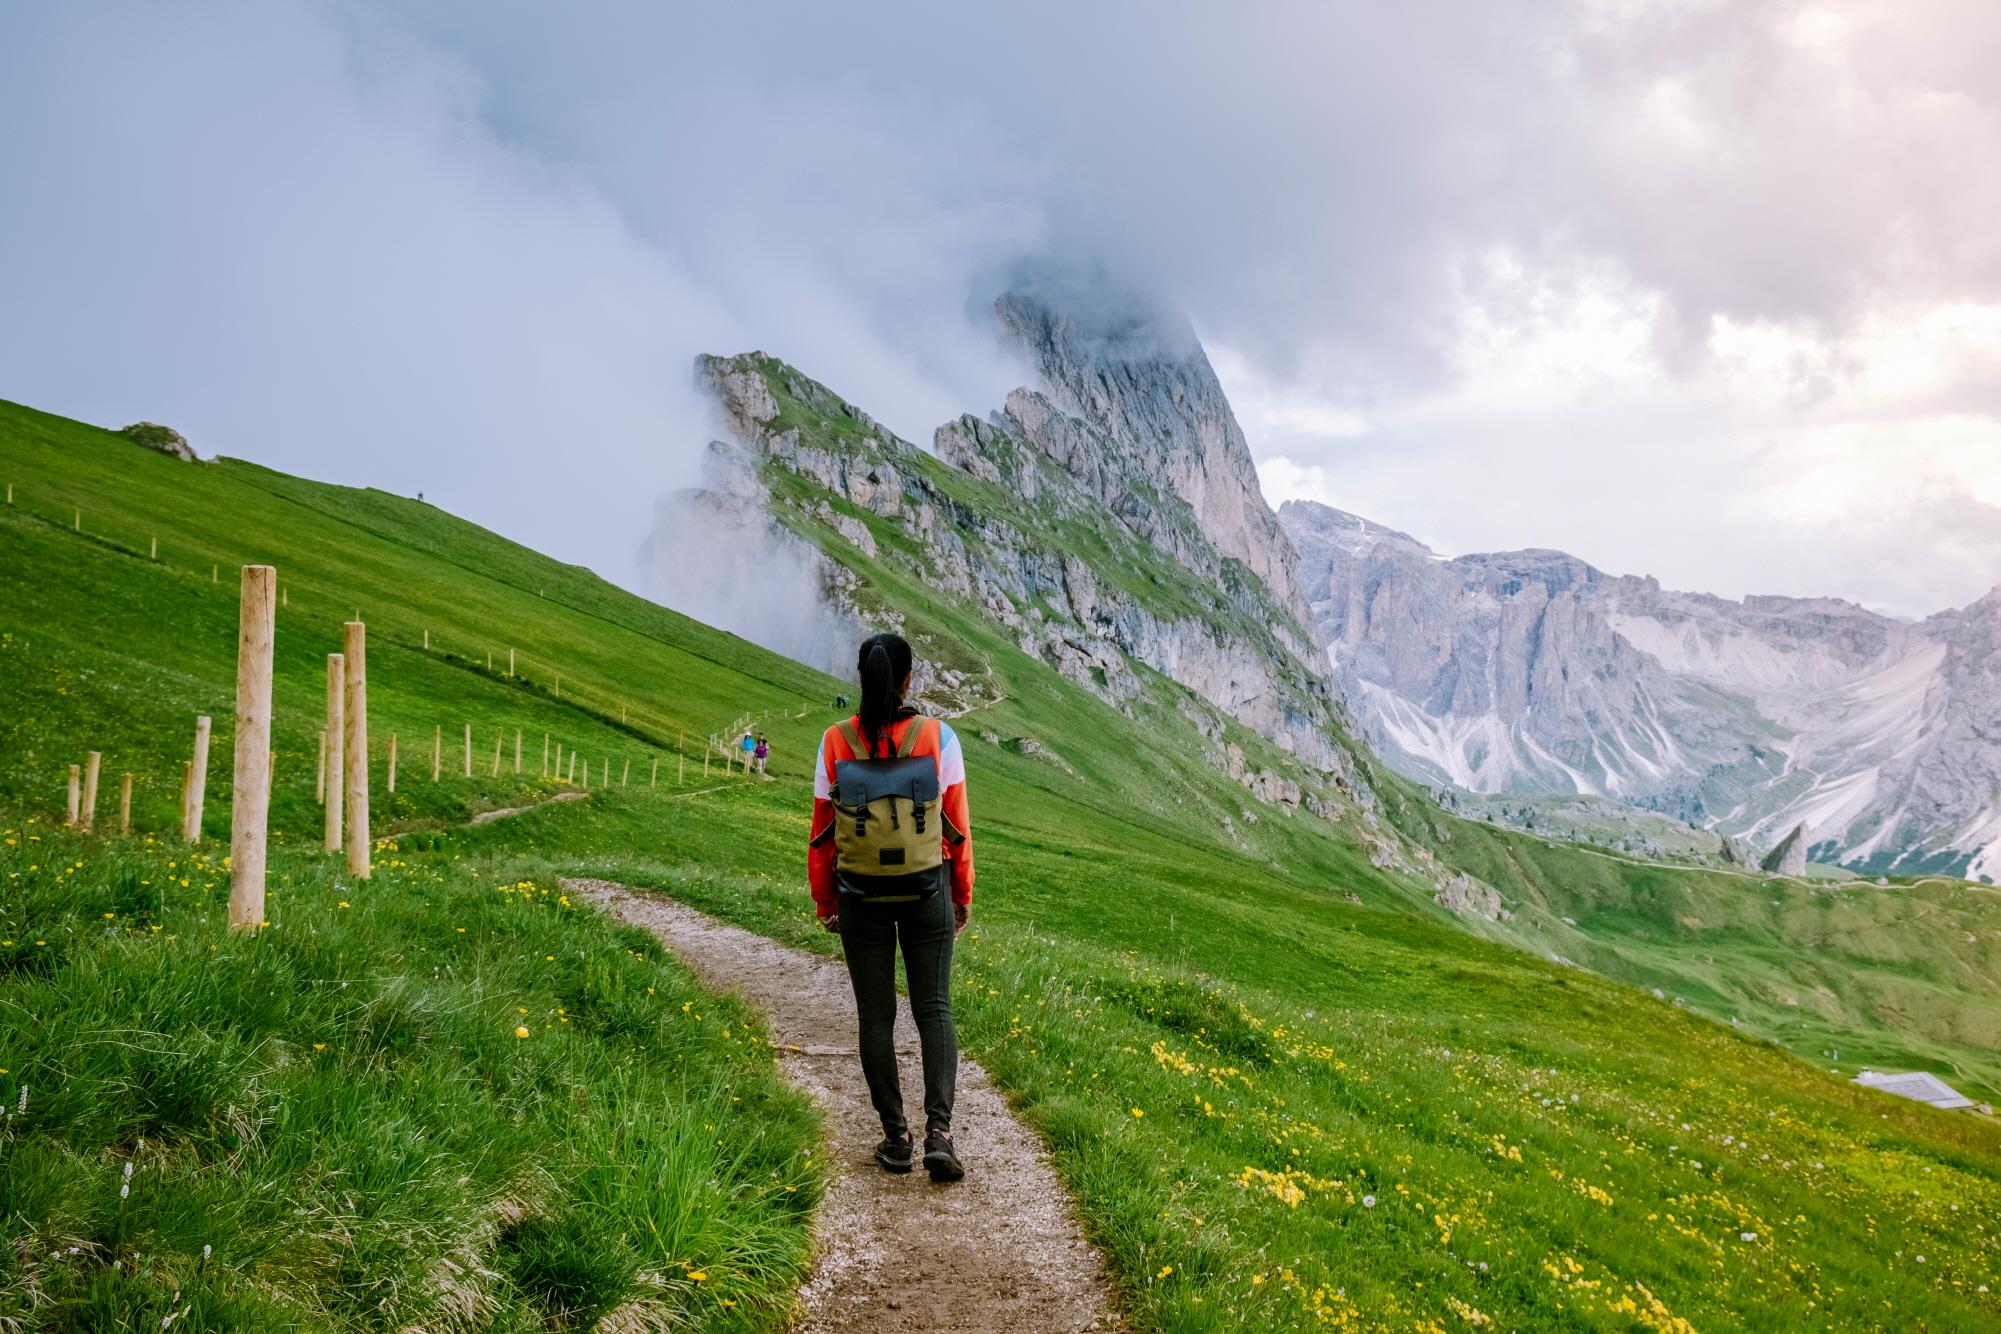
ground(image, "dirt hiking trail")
xmin=568 ymin=879 xmax=1122 ymax=1334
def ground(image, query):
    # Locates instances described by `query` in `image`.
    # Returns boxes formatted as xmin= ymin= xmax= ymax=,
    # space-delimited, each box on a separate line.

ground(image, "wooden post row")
xmin=388 ymin=732 xmax=398 ymax=793
xmin=514 ymin=729 xmax=522 ymax=774
xmin=120 ymin=773 xmax=133 ymax=834
xmin=490 ymin=730 xmax=501 ymax=777
xmin=228 ymin=565 xmax=276 ymax=931
xmin=326 ymin=654 xmax=345 ymax=854
xmin=542 ymin=732 xmax=550 ymax=778
xmin=343 ymin=621 xmax=370 ymax=878
xmin=432 ymin=725 xmax=442 ymax=782
xmin=463 ymin=723 xmax=472 ymax=778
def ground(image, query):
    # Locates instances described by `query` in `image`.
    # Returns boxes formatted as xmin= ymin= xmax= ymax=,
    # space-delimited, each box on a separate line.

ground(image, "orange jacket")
xmin=809 ymin=713 xmax=973 ymax=917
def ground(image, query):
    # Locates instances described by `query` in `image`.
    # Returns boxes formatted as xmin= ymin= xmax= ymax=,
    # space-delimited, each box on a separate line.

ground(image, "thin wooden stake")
xmin=491 ymin=730 xmax=501 ymax=777
xmin=568 ymin=751 xmax=576 ymax=784
xmin=508 ymin=648 xmax=515 ymax=676
xmin=554 ymin=739 xmax=563 ymax=781
xmin=150 ymin=535 xmax=157 ymax=560
xmin=514 ymin=729 xmax=522 ymax=774
xmin=651 ymin=757 xmax=658 ymax=788
xmin=388 ymin=732 xmax=398 ymax=793
xmin=487 ymin=650 xmax=492 ymax=671
xmin=432 ymin=725 xmax=442 ymax=781
xmin=580 ymin=756 xmax=588 ymax=791
xmin=119 ymin=773 xmax=133 ymax=834
xmin=73 ymin=508 xmax=80 ymax=532
xmin=343 ymin=621 xmax=370 ymax=878
xmin=326 ymin=655 xmax=345 ymax=853
xmin=703 ymin=751 xmax=709 ymax=780
xmin=678 ymin=753 xmax=685 ymax=785
xmin=229 ymin=565 xmax=276 ymax=931
xmin=423 ymin=628 xmax=430 ymax=650
xmin=81 ymin=751 xmax=101 ymax=830
xmin=184 ymin=716 xmax=212 ymax=842
xmin=542 ymin=733 xmax=550 ymax=778
xmin=464 ymin=723 xmax=472 ymax=778
xmin=622 ymin=758 xmax=630 ymax=787
xmin=211 ymin=564 xmax=217 ymax=583
xmin=65 ymin=764 xmax=80 ymax=826
xmin=316 ymin=729 xmax=327 ymax=804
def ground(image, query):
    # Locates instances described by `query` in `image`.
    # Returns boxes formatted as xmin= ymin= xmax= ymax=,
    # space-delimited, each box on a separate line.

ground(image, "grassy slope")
xmin=3 ymin=400 xmax=2000 ymax=1331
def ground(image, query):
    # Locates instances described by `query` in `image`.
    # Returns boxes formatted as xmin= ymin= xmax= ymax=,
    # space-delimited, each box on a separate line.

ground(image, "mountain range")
xmin=661 ymin=271 xmax=1999 ymax=886
xmin=1282 ymin=500 xmax=2001 ymax=880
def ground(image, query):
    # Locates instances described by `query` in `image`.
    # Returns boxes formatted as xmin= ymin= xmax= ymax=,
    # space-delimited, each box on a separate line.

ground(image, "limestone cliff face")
xmin=993 ymin=283 xmax=1318 ymax=639
xmin=689 ymin=351 xmax=1358 ymax=787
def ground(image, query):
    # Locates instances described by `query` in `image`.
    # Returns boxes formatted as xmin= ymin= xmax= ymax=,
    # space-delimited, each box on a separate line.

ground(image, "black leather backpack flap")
xmin=833 ymin=755 xmax=940 ymax=808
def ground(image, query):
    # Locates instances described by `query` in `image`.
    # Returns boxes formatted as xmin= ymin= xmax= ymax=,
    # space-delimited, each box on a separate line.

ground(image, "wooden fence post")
xmin=150 ymin=535 xmax=157 ymax=560
xmin=514 ymin=729 xmax=522 ymax=773
xmin=487 ymin=650 xmax=492 ymax=671
xmin=211 ymin=564 xmax=217 ymax=583
xmin=119 ymin=773 xmax=133 ymax=834
xmin=73 ymin=508 xmax=80 ymax=532
xmin=388 ymin=732 xmax=398 ymax=793
xmin=542 ymin=733 xmax=550 ymax=778
xmin=491 ymin=730 xmax=501 ymax=777
xmin=81 ymin=751 xmax=101 ymax=830
xmin=343 ymin=621 xmax=370 ymax=878
xmin=679 ymin=753 xmax=685 ymax=785
xmin=622 ymin=758 xmax=630 ymax=787
xmin=228 ymin=565 xmax=276 ymax=931
xmin=325 ymin=654 xmax=345 ymax=853
xmin=703 ymin=751 xmax=709 ymax=780
xmin=65 ymin=764 xmax=80 ymax=826
xmin=508 ymin=648 xmax=515 ymax=677
xmin=316 ymin=729 xmax=327 ymax=804
xmin=432 ymin=725 xmax=442 ymax=781
xmin=580 ymin=756 xmax=588 ymax=791
xmin=423 ymin=629 xmax=430 ymax=650
xmin=568 ymin=752 xmax=577 ymax=784
xmin=184 ymin=716 xmax=212 ymax=842
xmin=463 ymin=723 xmax=472 ymax=778
xmin=651 ymin=757 xmax=658 ymax=788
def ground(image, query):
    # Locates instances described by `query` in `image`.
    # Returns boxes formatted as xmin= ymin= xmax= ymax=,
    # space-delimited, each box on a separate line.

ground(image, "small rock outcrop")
xmin=120 ymin=422 xmax=196 ymax=461
xmin=1761 ymin=824 xmax=1810 ymax=878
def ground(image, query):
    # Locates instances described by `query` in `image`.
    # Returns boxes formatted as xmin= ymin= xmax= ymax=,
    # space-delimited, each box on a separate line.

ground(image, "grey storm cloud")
xmin=3 ymin=0 xmax=1998 ymax=615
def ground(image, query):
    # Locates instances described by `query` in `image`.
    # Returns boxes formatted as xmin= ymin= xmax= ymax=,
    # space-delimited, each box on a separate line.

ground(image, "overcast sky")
xmin=3 ymin=1 xmax=1997 ymax=619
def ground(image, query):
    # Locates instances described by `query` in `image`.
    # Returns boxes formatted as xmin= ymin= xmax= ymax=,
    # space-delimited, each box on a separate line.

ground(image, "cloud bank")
xmin=2 ymin=0 xmax=1997 ymax=618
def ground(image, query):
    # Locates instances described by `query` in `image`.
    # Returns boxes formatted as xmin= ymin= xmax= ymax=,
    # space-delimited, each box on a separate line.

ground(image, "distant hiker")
xmin=833 ymin=692 xmax=850 ymax=710
xmin=810 ymin=631 xmax=973 ymax=1181
xmin=754 ymin=733 xmax=769 ymax=777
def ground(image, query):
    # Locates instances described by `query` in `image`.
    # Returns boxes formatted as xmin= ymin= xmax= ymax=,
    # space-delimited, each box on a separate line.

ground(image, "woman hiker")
xmin=808 ymin=632 xmax=974 ymax=1180
xmin=754 ymin=733 xmax=770 ymax=777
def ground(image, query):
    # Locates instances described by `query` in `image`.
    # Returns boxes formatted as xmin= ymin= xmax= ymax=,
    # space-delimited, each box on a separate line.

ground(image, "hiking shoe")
xmin=923 ymin=1132 xmax=964 ymax=1182
xmin=874 ymin=1132 xmax=914 ymax=1174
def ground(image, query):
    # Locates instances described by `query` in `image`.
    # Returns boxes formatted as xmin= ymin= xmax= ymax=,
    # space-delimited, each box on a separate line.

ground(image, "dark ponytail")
xmin=856 ymin=631 xmax=914 ymax=755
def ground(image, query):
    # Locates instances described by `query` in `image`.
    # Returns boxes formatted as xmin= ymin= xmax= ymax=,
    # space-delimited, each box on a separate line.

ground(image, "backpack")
xmin=831 ymin=716 xmax=943 ymax=899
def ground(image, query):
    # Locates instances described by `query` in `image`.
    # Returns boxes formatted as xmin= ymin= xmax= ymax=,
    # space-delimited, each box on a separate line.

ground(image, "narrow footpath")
xmin=567 ymin=879 xmax=1122 ymax=1334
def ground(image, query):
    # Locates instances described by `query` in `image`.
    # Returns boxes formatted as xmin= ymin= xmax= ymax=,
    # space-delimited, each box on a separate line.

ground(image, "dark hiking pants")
xmin=838 ymin=889 xmax=957 ymax=1137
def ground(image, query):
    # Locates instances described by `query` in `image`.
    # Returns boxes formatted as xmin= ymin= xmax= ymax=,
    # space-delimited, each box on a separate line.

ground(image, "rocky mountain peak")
xmin=994 ymin=276 xmax=1314 ymax=635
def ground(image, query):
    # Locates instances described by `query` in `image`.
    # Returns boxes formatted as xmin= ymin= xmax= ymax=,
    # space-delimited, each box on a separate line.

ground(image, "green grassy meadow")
xmin=4 ymin=399 xmax=2001 ymax=1331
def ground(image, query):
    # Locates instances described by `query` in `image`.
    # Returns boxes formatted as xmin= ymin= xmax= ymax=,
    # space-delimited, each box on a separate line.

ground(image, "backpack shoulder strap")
xmin=896 ymin=715 xmax=934 ymax=759
xmin=834 ymin=719 xmax=866 ymax=759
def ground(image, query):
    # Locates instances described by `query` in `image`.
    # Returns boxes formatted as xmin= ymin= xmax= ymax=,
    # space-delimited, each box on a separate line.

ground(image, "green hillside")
xmin=4 ymin=398 xmax=2001 ymax=1331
